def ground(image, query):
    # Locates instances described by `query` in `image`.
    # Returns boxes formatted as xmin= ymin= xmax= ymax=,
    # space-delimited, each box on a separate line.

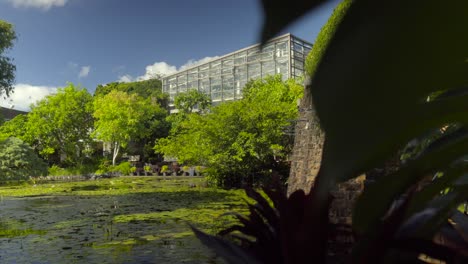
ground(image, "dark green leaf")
xmin=259 ymin=0 xmax=329 ymax=44
xmin=190 ymin=225 xmax=261 ymax=264
xmin=308 ymin=0 xmax=468 ymax=197
xmin=354 ymin=130 xmax=468 ymax=233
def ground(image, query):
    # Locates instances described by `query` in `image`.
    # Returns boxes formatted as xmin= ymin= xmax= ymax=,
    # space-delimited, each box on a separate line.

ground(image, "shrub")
xmin=112 ymin=161 xmax=132 ymax=175
xmin=161 ymin=165 xmax=169 ymax=175
xmin=0 ymin=137 xmax=48 ymax=180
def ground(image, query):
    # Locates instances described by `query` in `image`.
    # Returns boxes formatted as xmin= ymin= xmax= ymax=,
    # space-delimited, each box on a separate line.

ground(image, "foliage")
xmin=0 ymin=114 xmax=28 ymax=141
xmin=173 ymin=89 xmax=211 ymax=114
xmin=94 ymin=79 xmax=170 ymax=162
xmin=166 ymin=89 xmax=211 ymax=138
xmin=0 ymin=137 xmax=48 ymax=180
xmin=112 ymin=161 xmax=133 ymax=175
xmin=93 ymin=90 xmax=165 ymax=165
xmin=47 ymin=163 xmax=99 ymax=176
xmin=156 ymin=75 xmax=302 ymax=187
xmin=195 ymin=0 xmax=468 ymax=263
xmin=0 ymin=20 xmax=16 ymax=97
xmin=94 ymin=78 xmax=165 ymax=102
xmin=304 ymin=0 xmax=351 ymax=77
xmin=161 ymin=165 xmax=169 ymax=173
xmin=95 ymin=159 xmax=112 ymax=175
xmin=26 ymin=83 xmax=94 ymax=164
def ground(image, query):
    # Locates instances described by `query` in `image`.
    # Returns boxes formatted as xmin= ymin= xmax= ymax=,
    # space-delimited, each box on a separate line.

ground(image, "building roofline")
xmin=163 ymin=33 xmax=312 ymax=79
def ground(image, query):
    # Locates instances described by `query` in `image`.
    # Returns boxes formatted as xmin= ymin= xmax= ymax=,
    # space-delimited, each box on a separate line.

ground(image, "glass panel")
xmin=276 ymin=61 xmax=289 ymax=77
xmin=248 ymin=63 xmax=261 ymax=80
xmin=177 ymin=74 xmax=186 ymax=83
xmin=211 ymin=92 xmax=222 ymax=101
xmin=210 ymin=61 xmax=221 ymax=69
xmin=261 ymin=61 xmax=275 ymax=77
xmin=294 ymin=51 xmax=304 ymax=61
xmin=199 ymin=69 xmax=208 ymax=78
xmin=294 ymin=58 xmax=304 ymax=70
xmin=210 ymin=68 xmax=221 ymax=77
xmin=210 ymin=62 xmax=221 ymax=76
xmin=234 ymin=65 xmax=247 ymax=82
xmin=275 ymin=41 xmax=288 ymax=58
xmin=211 ymin=77 xmax=221 ymax=92
xmin=168 ymin=77 xmax=177 ymax=93
xmin=293 ymin=41 xmax=303 ymax=53
xmin=200 ymin=78 xmax=210 ymax=93
xmin=222 ymin=68 xmax=233 ymax=75
xmin=223 ymin=89 xmax=234 ymax=101
xmin=247 ymin=49 xmax=260 ymax=62
xmin=222 ymin=57 xmax=233 ymax=68
xmin=178 ymin=84 xmax=187 ymax=92
xmin=234 ymin=56 xmax=245 ymax=65
xmin=187 ymin=80 xmax=198 ymax=89
xmin=261 ymin=44 xmax=275 ymax=61
xmin=222 ymin=76 xmax=234 ymax=91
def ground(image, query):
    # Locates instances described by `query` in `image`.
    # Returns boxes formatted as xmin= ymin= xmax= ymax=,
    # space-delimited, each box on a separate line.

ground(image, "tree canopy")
xmin=0 ymin=137 xmax=48 ymax=180
xmin=26 ymin=84 xmax=94 ymax=164
xmin=155 ymin=75 xmax=303 ymax=187
xmin=94 ymin=78 xmax=167 ymax=106
xmin=174 ymin=89 xmax=211 ymax=114
xmin=93 ymin=90 xmax=165 ymax=165
xmin=0 ymin=20 xmax=17 ymax=97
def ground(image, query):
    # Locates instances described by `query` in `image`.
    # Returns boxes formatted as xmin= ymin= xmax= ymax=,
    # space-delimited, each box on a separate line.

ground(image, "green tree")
xmin=0 ymin=137 xmax=48 ymax=180
xmin=156 ymin=75 xmax=302 ymax=187
xmin=166 ymin=89 xmax=212 ymax=137
xmin=174 ymin=89 xmax=211 ymax=114
xmin=27 ymin=83 xmax=94 ymax=164
xmin=93 ymin=90 xmax=161 ymax=165
xmin=94 ymin=78 xmax=167 ymax=107
xmin=196 ymin=1 xmax=468 ymax=263
xmin=0 ymin=114 xmax=28 ymax=141
xmin=0 ymin=20 xmax=16 ymax=97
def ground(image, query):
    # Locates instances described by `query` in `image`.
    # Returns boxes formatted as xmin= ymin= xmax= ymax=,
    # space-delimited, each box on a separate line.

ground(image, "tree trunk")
xmin=112 ymin=142 xmax=120 ymax=166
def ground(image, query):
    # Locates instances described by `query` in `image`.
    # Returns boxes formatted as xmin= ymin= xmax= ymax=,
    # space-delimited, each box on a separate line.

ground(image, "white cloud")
xmin=78 ymin=66 xmax=91 ymax=78
xmin=117 ymin=56 xmax=220 ymax=83
xmin=0 ymin=83 xmax=57 ymax=111
xmin=179 ymin=56 xmax=220 ymax=71
xmin=117 ymin=74 xmax=133 ymax=83
xmin=137 ymin=62 xmax=178 ymax=81
xmin=7 ymin=0 xmax=68 ymax=10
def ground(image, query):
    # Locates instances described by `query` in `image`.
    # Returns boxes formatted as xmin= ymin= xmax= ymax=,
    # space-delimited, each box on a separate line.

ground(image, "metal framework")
xmin=162 ymin=33 xmax=312 ymax=111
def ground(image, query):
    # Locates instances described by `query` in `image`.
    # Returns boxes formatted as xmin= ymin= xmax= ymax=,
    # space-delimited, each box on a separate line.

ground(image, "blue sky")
xmin=0 ymin=0 xmax=339 ymax=111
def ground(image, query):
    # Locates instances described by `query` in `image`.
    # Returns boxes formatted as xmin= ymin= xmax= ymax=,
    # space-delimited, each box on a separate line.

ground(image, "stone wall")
xmin=287 ymin=80 xmax=324 ymax=195
xmin=287 ymin=81 xmax=365 ymax=225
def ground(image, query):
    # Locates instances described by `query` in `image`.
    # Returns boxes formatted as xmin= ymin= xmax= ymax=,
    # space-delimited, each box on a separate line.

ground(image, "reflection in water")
xmin=0 ymin=196 xmax=215 ymax=264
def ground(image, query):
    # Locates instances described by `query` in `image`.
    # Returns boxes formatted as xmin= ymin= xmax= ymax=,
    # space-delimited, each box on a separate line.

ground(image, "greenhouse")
xmin=162 ymin=33 xmax=312 ymax=112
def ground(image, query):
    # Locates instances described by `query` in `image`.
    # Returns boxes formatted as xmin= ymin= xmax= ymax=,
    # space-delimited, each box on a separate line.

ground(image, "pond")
xmin=0 ymin=177 xmax=247 ymax=263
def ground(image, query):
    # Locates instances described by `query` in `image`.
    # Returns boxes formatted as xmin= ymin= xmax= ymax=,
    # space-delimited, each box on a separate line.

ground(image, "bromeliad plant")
xmin=192 ymin=0 xmax=468 ymax=263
